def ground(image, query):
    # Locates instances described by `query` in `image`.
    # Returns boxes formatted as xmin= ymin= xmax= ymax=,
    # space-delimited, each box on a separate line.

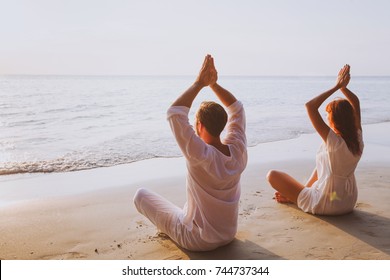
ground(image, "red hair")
xmin=326 ymin=98 xmax=362 ymax=156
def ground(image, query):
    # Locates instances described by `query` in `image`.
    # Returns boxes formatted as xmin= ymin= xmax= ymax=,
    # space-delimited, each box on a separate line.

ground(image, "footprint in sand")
xmin=292 ymin=215 xmax=305 ymax=221
xmin=136 ymin=220 xmax=148 ymax=229
xmin=254 ymin=191 xmax=262 ymax=197
xmin=289 ymin=226 xmax=304 ymax=232
xmin=57 ymin=251 xmax=87 ymax=260
xmin=355 ymin=202 xmax=371 ymax=209
xmin=241 ymin=204 xmax=257 ymax=217
xmin=110 ymin=243 xmax=123 ymax=249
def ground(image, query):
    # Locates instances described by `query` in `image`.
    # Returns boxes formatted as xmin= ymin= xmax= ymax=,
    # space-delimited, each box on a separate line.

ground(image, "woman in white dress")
xmin=267 ymin=65 xmax=364 ymax=215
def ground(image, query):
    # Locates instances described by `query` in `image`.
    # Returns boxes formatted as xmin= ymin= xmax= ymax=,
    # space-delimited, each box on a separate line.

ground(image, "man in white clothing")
xmin=134 ymin=55 xmax=247 ymax=251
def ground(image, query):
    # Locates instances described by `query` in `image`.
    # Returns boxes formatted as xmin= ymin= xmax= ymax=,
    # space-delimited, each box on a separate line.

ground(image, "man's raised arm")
xmin=208 ymin=57 xmax=237 ymax=107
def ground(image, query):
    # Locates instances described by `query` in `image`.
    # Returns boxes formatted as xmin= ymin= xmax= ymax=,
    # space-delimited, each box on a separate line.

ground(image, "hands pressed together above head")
xmin=336 ymin=64 xmax=351 ymax=89
xmin=195 ymin=54 xmax=218 ymax=88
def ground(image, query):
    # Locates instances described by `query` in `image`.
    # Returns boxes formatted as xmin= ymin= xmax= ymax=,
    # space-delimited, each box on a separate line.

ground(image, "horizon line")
xmin=2 ymin=74 xmax=390 ymax=78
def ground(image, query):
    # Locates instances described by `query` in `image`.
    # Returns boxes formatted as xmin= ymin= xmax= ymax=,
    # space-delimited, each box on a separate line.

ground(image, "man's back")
xmin=167 ymin=100 xmax=247 ymax=244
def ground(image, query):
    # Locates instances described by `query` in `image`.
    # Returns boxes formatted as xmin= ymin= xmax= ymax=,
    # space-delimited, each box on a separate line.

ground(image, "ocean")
xmin=1 ymin=75 xmax=389 ymax=176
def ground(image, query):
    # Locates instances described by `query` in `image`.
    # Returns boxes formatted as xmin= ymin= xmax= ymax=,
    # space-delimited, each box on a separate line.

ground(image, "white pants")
xmin=133 ymin=188 xmax=224 ymax=251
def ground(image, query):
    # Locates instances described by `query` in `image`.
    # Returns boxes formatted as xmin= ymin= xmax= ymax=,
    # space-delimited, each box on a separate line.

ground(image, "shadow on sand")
xmin=181 ymin=238 xmax=283 ymax=260
xmin=317 ymin=209 xmax=390 ymax=257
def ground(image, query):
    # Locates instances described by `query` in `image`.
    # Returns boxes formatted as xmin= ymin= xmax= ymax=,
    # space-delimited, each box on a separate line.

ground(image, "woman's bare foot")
xmin=274 ymin=192 xmax=293 ymax=204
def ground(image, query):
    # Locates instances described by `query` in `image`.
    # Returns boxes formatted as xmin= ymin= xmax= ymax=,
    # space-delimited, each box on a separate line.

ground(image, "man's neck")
xmin=204 ymin=137 xmax=231 ymax=157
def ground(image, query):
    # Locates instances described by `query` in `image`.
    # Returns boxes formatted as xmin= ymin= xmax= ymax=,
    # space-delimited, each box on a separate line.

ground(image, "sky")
xmin=0 ymin=0 xmax=389 ymax=76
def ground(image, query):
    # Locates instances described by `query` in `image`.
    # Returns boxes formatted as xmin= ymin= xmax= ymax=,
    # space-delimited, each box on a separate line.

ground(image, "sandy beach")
xmin=0 ymin=122 xmax=389 ymax=260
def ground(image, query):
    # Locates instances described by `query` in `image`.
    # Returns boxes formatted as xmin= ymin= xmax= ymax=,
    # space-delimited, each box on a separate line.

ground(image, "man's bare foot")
xmin=274 ymin=192 xmax=292 ymax=204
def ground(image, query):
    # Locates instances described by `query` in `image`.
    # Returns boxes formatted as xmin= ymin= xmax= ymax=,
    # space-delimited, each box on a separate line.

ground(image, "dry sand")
xmin=0 ymin=123 xmax=389 ymax=260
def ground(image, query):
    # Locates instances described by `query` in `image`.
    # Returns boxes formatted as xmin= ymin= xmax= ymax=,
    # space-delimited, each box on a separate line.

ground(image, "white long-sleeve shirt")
xmin=167 ymin=101 xmax=247 ymax=244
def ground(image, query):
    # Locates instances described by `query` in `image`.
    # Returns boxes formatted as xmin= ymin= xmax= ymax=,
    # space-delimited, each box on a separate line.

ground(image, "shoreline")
xmin=0 ymin=120 xmax=390 ymax=180
xmin=1 ymin=119 xmax=388 ymax=178
xmin=0 ymin=122 xmax=389 ymax=260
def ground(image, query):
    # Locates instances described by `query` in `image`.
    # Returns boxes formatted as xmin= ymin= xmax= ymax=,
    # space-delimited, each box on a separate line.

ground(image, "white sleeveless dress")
xmin=297 ymin=129 xmax=363 ymax=215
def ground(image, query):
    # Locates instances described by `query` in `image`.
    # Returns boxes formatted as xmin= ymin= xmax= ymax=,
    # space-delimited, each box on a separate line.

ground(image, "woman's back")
xmin=328 ymin=129 xmax=363 ymax=176
xmin=311 ymin=129 xmax=363 ymax=215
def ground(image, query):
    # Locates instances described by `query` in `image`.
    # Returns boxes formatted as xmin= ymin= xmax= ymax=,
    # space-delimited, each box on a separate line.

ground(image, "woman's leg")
xmin=266 ymin=170 xmax=305 ymax=204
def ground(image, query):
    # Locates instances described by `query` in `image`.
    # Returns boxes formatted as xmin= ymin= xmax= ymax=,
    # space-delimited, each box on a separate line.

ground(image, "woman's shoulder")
xmin=326 ymin=129 xmax=342 ymax=144
xmin=325 ymin=129 xmax=346 ymax=152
